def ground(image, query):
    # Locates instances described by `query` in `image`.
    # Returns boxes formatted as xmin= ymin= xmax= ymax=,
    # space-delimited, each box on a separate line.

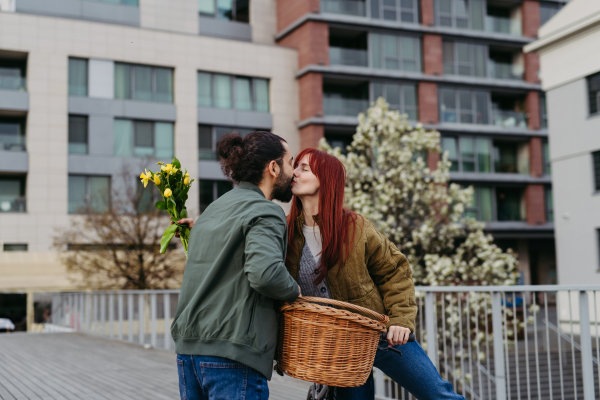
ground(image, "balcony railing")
xmin=323 ymin=96 xmax=369 ymax=117
xmin=199 ymin=150 xmax=217 ymax=161
xmin=485 ymin=16 xmax=522 ymax=36
xmin=0 ymin=134 xmax=26 ymax=151
xmin=83 ymin=0 xmax=139 ymax=6
xmin=489 ymin=61 xmax=524 ymax=80
xmin=320 ymin=0 xmax=366 ymax=17
xmin=0 ymin=196 xmax=26 ymax=213
xmin=492 ymin=109 xmax=528 ymax=128
xmin=0 ymin=75 xmax=26 ymax=91
xmin=329 ymin=47 xmax=368 ymax=67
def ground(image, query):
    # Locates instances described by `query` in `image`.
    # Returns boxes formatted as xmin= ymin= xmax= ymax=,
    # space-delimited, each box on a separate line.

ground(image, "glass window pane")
xmin=68 ymin=115 xmax=88 ymax=154
xmin=216 ymin=180 xmax=233 ymax=197
xmin=215 ymin=126 xmax=232 ymax=144
xmin=134 ymin=121 xmax=154 ymax=157
xmin=475 ymin=91 xmax=489 ymax=124
xmin=439 ymin=0 xmax=451 ymax=13
xmin=217 ymin=0 xmax=233 ymax=20
xmin=401 ymin=37 xmax=416 ymax=59
xmin=198 ymin=125 xmax=213 ymax=149
xmin=459 ymin=90 xmax=472 ymax=111
xmin=234 ymin=77 xmax=252 ymax=111
xmin=455 ymin=0 xmax=467 ymax=17
xmin=114 ymin=63 xmax=131 ymax=100
xmin=90 ymin=176 xmax=110 ymax=213
xmin=479 ymin=187 xmax=493 ymax=221
xmin=155 ymin=68 xmax=173 ymax=103
xmin=442 ymin=137 xmax=458 ymax=159
xmin=199 ymin=180 xmax=215 ymax=212
xmin=440 ymin=88 xmax=457 ymax=122
xmin=477 ymin=138 xmax=491 ymax=172
xmin=385 ymin=59 xmax=400 ymax=70
xmin=214 ymin=74 xmax=232 ymax=109
xmin=470 ymin=0 xmax=484 ymax=30
xmin=385 ymin=84 xmax=400 ymax=108
xmin=373 ymin=82 xmax=383 ymax=101
xmin=383 ymin=35 xmax=398 ymax=58
xmin=496 ymin=187 xmax=523 ymax=221
xmin=234 ymin=0 xmax=250 ymax=22
xmin=403 ymin=85 xmax=416 ymax=107
xmin=370 ymin=34 xmax=382 ymax=69
xmin=155 ymin=122 xmax=174 ymax=159
xmin=456 ymin=43 xmax=470 ymax=63
xmin=473 ymin=45 xmax=486 ymax=77
xmin=401 ymin=11 xmax=414 ymax=22
xmin=199 ymin=0 xmax=215 ymax=14
xmin=133 ymin=66 xmax=153 ymax=101
xmin=253 ymin=78 xmax=269 ymax=112
xmin=383 ymin=9 xmax=396 ymax=20
xmin=68 ymin=176 xmax=87 ymax=214
xmin=114 ymin=119 xmax=133 ymax=156
xmin=443 ymin=42 xmax=454 ymax=74
xmin=198 ymin=72 xmax=212 ymax=107
xmin=545 ymin=187 xmax=554 ymax=222
xmin=68 ymin=58 xmax=88 ymax=96
xmin=460 ymin=137 xmax=474 ymax=159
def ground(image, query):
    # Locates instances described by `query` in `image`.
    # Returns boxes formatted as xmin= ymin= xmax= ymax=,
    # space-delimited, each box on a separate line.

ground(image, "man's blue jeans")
xmin=336 ymin=341 xmax=466 ymax=400
xmin=176 ymin=355 xmax=268 ymax=400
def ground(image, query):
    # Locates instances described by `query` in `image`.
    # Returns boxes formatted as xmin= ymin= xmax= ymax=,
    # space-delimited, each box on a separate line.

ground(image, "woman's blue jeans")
xmin=336 ymin=341 xmax=466 ymax=400
xmin=176 ymin=355 xmax=268 ymax=400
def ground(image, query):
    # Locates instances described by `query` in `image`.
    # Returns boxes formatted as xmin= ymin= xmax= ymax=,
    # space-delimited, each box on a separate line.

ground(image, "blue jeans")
xmin=336 ymin=341 xmax=465 ymax=400
xmin=176 ymin=355 xmax=269 ymax=400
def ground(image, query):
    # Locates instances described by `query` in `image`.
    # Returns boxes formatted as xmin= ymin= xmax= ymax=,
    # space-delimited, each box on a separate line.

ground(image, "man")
xmin=171 ymin=131 xmax=299 ymax=400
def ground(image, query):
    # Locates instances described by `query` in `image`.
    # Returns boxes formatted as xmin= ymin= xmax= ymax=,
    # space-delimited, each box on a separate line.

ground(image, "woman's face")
xmin=292 ymin=155 xmax=320 ymax=197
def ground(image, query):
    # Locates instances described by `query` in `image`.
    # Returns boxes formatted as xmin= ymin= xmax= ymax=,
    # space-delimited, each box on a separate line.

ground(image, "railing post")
xmin=108 ymin=293 xmax=114 ymax=339
xmin=164 ymin=293 xmax=171 ymax=351
xmin=128 ymin=293 xmax=134 ymax=342
xmin=100 ymin=293 xmax=106 ymax=336
xmin=425 ymin=292 xmax=438 ymax=369
xmin=491 ymin=291 xmax=507 ymax=400
xmin=118 ymin=293 xmax=123 ymax=340
xmin=578 ymin=291 xmax=595 ymax=400
xmin=150 ymin=293 xmax=157 ymax=348
xmin=92 ymin=294 xmax=98 ymax=335
xmin=373 ymin=367 xmax=385 ymax=398
xmin=138 ymin=293 xmax=145 ymax=345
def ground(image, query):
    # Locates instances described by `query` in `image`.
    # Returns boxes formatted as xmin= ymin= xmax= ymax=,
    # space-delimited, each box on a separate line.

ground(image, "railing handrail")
xmin=414 ymin=284 xmax=600 ymax=292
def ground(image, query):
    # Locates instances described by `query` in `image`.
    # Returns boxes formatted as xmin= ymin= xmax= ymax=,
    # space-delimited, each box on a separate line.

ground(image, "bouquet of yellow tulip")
xmin=140 ymin=157 xmax=194 ymax=258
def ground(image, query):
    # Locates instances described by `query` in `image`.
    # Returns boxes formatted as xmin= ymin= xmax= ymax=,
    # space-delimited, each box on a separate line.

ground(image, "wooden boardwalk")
xmin=0 ymin=333 xmax=310 ymax=400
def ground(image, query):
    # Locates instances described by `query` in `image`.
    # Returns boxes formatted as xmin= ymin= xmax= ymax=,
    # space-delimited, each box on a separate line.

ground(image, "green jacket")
xmin=171 ymin=182 xmax=299 ymax=379
xmin=285 ymin=213 xmax=417 ymax=332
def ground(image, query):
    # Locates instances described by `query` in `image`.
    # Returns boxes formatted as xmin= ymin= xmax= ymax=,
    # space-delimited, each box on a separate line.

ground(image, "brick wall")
xmin=529 ymin=136 xmax=543 ymax=177
xmin=521 ymin=0 xmax=541 ymax=38
xmin=299 ymin=72 xmax=323 ymax=120
xmin=418 ymin=82 xmax=438 ymax=124
xmin=299 ymin=125 xmax=324 ymax=150
xmin=525 ymin=184 xmax=546 ymax=225
xmin=276 ymin=0 xmax=320 ymax=32
xmin=423 ymin=34 xmax=443 ymax=76
xmin=420 ymin=0 xmax=435 ymax=26
xmin=278 ymin=21 xmax=329 ymax=69
xmin=527 ymin=91 xmax=540 ymax=130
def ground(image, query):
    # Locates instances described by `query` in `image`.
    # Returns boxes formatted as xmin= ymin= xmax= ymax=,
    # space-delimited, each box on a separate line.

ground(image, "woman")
xmin=286 ymin=148 xmax=465 ymax=400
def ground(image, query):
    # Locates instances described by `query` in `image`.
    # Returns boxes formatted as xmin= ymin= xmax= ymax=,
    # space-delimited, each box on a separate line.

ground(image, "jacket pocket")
xmin=349 ymin=286 xmax=386 ymax=315
xmin=255 ymin=305 xmax=278 ymax=354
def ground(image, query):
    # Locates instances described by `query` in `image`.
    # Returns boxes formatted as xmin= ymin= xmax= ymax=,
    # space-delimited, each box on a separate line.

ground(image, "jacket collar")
xmin=296 ymin=210 xmax=319 ymax=230
xmin=237 ymin=182 xmax=265 ymax=198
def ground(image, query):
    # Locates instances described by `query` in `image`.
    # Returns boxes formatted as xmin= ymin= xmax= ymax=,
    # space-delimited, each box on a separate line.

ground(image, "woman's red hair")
xmin=287 ymin=148 xmax=358 ymax=284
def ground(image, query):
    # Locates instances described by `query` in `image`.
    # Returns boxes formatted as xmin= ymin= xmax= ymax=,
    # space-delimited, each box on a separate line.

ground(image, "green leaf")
xmin=155 ymin=201 xmax=167 ymax=210
xmin=172 ymin=157 xmax=181 ymax=169
xmin=180 ymin=208 xmax=188 ymax=218
xmin=167 ymin=196 xmax=178 ymax=218
xmin=160 ymin=224 xmax=179 ymax=253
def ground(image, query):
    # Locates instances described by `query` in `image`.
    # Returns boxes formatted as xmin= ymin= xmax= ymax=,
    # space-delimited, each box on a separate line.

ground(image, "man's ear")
xmin=268 ymin=160 xmax=279 ymax=178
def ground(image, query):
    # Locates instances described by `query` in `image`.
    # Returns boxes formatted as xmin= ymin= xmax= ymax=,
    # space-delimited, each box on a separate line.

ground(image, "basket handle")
xmin=295 ymin=296 xmax=389 ymax=324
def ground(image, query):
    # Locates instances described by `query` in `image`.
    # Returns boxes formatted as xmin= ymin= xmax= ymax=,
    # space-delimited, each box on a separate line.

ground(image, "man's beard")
xmin=272 ymin=170 xmax=294 ymax=203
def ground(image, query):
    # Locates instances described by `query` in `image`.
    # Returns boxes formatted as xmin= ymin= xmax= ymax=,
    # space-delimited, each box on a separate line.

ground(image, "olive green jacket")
xmin=285 ymin=213 xmax=417 ymax=332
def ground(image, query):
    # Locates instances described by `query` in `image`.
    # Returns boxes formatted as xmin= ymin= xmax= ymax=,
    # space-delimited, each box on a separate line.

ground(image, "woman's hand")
xmin=387 ymin=325 xmax=411 ymax=346
xmin=172 ymin=218 xmax=195 ymax=237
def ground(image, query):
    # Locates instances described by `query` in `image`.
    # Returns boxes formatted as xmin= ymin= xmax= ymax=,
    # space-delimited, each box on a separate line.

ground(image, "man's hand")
xmin=171 ymin=218 xmax=195 ymax=237
xmin=298 ymin=285 xmax=302 ymax=297
xmin=387 ymin=325 xmax=411 ymax=346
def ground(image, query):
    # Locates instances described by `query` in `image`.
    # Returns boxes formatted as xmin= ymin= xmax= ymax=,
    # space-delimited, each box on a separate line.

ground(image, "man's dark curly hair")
xmin=217 ymin=131 xmax=287 ymax=185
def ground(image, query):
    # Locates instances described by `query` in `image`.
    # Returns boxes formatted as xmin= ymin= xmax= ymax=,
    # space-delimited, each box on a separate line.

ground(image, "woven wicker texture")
xmin=277 ymin=296 xmax=389 ymax=387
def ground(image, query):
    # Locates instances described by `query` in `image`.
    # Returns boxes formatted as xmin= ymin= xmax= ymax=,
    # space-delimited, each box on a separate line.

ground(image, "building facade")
xmin=276 ymin=0 xmax=564 ymax=285
xmin=526 ymin=0 xmax=600 ymax=285
xmin=0 ymin=0 xmax=300 ymax=301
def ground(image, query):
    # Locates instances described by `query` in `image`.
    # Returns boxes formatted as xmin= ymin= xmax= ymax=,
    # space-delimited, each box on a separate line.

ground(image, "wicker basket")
xmin=277 ymin=296 xmax=389 ymax=387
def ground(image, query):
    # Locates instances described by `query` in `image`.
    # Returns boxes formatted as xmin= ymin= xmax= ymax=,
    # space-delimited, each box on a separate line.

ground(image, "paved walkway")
xmin=0 ymin=333 xmax=310 ymax=400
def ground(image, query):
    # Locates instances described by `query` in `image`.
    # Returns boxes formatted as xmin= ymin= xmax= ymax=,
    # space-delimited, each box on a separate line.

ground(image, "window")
xmin=68 ymin=175 xmax=110 ymax=214
xmin=0 ymin=58 xmax=26 ymax=91
xmin=199 ymin=125 xmax=255 ymax=160
xmin=464 ymin=186 xmax=493 ymax=221
xmin=493 ymin=141 xmax=529 ymax=174
xmin=199 ymin=179 xmax=233 ymax=212
xmin=543 ymin=141 xmax=551 ymax=175
xmin=0 ymin=176 xmax=25 ymax=213
xmin=435 ymin=0 xmax=484 ymax=30
xmin=540 ymin=93 xmax=548 ymax=129
xmin=545 ymin=187 xmax=553 ymax=222
xmin=323 ymin=82 xmax=369 ymax=117
xmin=496 ymin=187 xmax=524 ymax=221
xmin=593 ymin=150 xmax=600 ymax=192
xmin=587 ymin=72 xmax=600 ymax=116
xmin=199 ymin=0 xmax=249 ymax=22
xmin=370 ymin=0 xmax=419 ymax=23
xmin=114 ymin=63 xmax=173 ymax=103
xmin=597 ymin=229 xmax=600 ymax=270
xmin=197 ymin=72 xmax=269 ymax=112
xmin=370 ymin=33 xmax=421 ymax=72
xmin=540 ymin=2 xmax=564 ymax=25
xmin=3 ymin=244 xmax=27 ymax=251
xmin=68 ymin=115 xmax=88 ymax=154
xmin=441 ymin=136 xmax=491 ymax=172
xmin=442 ymin=41 xmax=486 ymax=77
xmin=440 ymin=88 xmax=489 ymax=124
xmin=114 ymin=119 xmax=174 ymax=159
xmin=68 ymin=58 xmax=88 ymax=97
xmin=0 ymin=117 xmax=25 ymax=151
xmin=372 ymin=82 xmax=417 ymax=120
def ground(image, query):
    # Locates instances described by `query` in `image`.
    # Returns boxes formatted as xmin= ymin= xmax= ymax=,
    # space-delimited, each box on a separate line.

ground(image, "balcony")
xmin=0 ymin=176 xmax=26 ymax=213
xmin=0 ymin=71 xmax=26 ymax=91
xmin=485 ymin=4 xmax=522 ymax=36
xmin=329 ymin=47 xmax=368 ymax=67
xmin=321 ymin=0 xmax=366 ymax=17
xmin=488 ymin=61 xmax=523 ymax=80
xmin=324 ymin=97 xmax=369 ymax=117
xmin=329 ymin=28 xmax=368 ymax=67
xmin=0 ymin=196 xmax=26 ymax=213
xmin=492 ymin=109 xmax=527 ymax=128
xmin=0 ymin=134 xmax=26 ymax=151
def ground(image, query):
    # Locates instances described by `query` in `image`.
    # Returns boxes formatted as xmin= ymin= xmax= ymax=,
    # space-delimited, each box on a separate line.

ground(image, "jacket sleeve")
xmin=364 ymin=221 xmax=417 ymax=331
xmin=243 ymin=208 xmax=300 ymax=302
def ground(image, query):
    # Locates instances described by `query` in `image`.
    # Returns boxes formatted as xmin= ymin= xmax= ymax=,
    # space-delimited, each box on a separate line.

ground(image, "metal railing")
xmin=0 ymin=74 xmax=26 ymax=91
xmin=485 ymin=16 xmax=522 ymax=36
xmin=329 ymin=47 xmax=368 ymax=67
xmin=0 ymin=196 xmax=26 ymax=213
xmin=488 ymin=61 xmax=524 ymax=81
xmin=82 ymin=0 xmax=139 ymax=6
xmin=323 ymin=96 xmax=369 ymax=117
xmin=0 ymin=134 xmax=26 ymax=151
xmin=320 ymin=0 xmax=366 ymax=17
xmin=492 ymin=109 xmax=528 ymax=128
xmin=50 ymin=286 xmax=600 ymax=400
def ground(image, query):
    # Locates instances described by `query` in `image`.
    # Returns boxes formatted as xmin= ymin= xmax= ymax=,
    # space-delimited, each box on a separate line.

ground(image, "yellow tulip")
xmin=153 ymin=174 xmax=161 ymax=185
xmin=183 ymin=176 xmax=189 ymax=185
xmin=140 ymin=170 xmax=150 ymax=188
xmin=164 ymin=188 xmax=172 ymax=198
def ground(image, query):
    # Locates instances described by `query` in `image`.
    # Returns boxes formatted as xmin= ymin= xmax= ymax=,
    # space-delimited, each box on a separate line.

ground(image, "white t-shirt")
xmin=302 ymin=224 xmax=322 ymax=264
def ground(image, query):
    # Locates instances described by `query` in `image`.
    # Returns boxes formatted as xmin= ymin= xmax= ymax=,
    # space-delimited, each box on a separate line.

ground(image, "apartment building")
xmin=525 ymin=0 xmax=600 ymax=285
xmin=0 ymin=0 xmax=300 ymax=301
xmin=275 ymin=0 xmax=565 ymax=285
